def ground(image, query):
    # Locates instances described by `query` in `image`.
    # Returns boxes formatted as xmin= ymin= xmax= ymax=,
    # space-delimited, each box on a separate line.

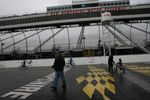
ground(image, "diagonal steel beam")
xmin=76 ymin=26 xmax=85 ymax=49
xmin=105 ymin=25 xmax=128 ymax=46
xmin=125 ymin=24 xmax=150 ymax=35
xmin=34 ymin=28 xmax=64 ymax=51
xmin=2 ymin=29 xmax=46 ymax=51
xmin=1 ymin=32 xmax=24 ymax=41
xmin=110 ymin=24 xmax=150 ymax=54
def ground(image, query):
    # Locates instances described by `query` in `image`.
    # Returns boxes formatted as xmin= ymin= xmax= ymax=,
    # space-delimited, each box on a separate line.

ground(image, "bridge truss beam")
xmin=76 ymin=26 xmax=85 ymax=49
xmin=1 ymin=29 xmax=46 ymax=52
xmin=34 ymin=28 xmax=64 ymax=52
xmin=105 ymin=25 xmax=129 ymax=46
xmin=110 ymin=24 xmax=150 ymax=54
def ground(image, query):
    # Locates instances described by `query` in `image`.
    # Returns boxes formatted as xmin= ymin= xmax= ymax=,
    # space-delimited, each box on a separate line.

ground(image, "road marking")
xmin=76 ymin=66 xmax=115 ymax=100
xmin=126 ymin=65 xmax=150 ymax=76
xmin=1 ymin=68 xmax=71 ymax=99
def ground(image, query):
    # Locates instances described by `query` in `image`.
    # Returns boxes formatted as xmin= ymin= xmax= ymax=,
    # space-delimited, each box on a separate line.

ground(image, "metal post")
xmin=98 ymin=23 xmax=101 ymax=41
xmin=51 ymin=28 xmax=56 ymax=50
xmin=10 ymin=33 xmax=16 ymax=59
xmin=98 ymin=23 xmax=101 ymax=56
xmin=130 ymin=24 xmax=133 ymax=54
xmin=102 ymin=25 xmax=105 ymax=56
xmin=145 ymin=23 xmax=149 ymax=48
xmin=67 ymin=27 xmax=71 ymax=51
xmin=76 ymin=26 xmax=85 ymax=49
xmin=113 ymin=25 xmax=117 ymax=55
xmin=22 ymin=31 xmax=28 ymax=56
xmin=83 ymin=36 xmax=86 ymax=56
xmin=108 ymin=28 xmax=111 ymax=56
xmin=37 ymin=30 xmax=42 ymax=53
xmin=113 ymin=25 xmax=116 ymax=47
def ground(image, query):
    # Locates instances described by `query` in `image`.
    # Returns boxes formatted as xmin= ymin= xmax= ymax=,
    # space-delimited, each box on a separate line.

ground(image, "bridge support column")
xmin=76 ymin=26 xmax=85 ymax=49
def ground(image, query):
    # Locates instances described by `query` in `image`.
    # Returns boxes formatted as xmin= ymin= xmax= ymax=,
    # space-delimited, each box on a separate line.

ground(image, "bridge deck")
xmin=0 ymin=64 xmax=150 ymax=100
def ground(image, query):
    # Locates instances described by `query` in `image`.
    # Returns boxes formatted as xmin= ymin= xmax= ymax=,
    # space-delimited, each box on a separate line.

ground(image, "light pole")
xmin=51 ymin=29 xmax=56 ymax=53
xmin=83 ymin=36 xmax=86 ymax=56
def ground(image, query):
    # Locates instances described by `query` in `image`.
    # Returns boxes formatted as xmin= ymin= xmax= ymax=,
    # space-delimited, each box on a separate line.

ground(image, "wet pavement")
xmin=0 ymin=64 xmax=150 ymax=100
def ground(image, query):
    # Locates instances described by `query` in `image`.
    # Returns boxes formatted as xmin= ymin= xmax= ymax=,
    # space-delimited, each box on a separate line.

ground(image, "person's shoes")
xmin=51 ymin=86 xmax=56 ymax=90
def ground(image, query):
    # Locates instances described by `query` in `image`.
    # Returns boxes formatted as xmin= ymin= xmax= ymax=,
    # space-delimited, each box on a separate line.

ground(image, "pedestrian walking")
xmin=108 ymin=54 xmax=115 ymax=74
xmin=51 ymin=52 xmax=66 ymax=90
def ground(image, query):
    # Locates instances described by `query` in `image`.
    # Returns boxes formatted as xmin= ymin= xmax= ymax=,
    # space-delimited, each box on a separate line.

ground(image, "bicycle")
xmin=65 ymin=59 xmax=76 ymax=68
xmin=27 ymin=60 xmax=32 ymax=67
xmin=18 ymin=60 xmax=29 ymax=70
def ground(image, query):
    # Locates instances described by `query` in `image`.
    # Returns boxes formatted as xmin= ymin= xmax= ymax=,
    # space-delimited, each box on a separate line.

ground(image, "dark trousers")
xmin=108 ymin=64 xmax=113 ymax=74
xmin=52 ymin=71 xmax=66 ymax=88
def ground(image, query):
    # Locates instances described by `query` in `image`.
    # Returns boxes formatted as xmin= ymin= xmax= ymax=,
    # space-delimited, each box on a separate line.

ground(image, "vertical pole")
xmin=98 ymin=23 xmax=101 ymax=41
xmin=37 ymin=30 xmax=42 ymax=59
xmin=22 ymin=31 xmax=28 ymax=59
xmin=10 ymin=33 xmax=16 ymax=59
xmin=98 ymin=23 xmax=101 ymax=56
xmin=145 ymin=23 xmax=148 ymax=48
xmin=83 ymin=36 xmax=86 ymax=56
xmin=113 ymin=25 xmax=117 ymax=55
xmin=37 ymin=30 xmax=42 ymax=53
xmin=130 ymin=24 xmax=133 ymax=54
xmin=102 ymin=25 xmax=105 ymax=56
xmin=67 ymin=27 xmax=71 ymax=51
xmin=51 ymin=28 xmax=56 ymax=52
xmin=108 ymin=27 xmax=111 ymax=56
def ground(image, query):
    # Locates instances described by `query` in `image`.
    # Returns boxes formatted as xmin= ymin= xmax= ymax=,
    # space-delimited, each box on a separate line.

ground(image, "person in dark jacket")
xmin=51 ymin=52 xmax=66 ymax=90
xmin=108 ymin=54 xmax=115 ymax=74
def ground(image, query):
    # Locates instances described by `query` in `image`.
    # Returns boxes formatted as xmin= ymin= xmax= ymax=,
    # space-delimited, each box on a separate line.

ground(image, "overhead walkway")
xmin=0 ymin=4 xmax=150 ymax=31
xmin=0 ymin=64 xmax=149 ymax=100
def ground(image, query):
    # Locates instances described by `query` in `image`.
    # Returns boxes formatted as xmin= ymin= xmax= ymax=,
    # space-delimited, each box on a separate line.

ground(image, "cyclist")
xmin=22 ymin=59 xmax=26 ymax=68
xmin=69 ymin=57 xmax=73 ymax=66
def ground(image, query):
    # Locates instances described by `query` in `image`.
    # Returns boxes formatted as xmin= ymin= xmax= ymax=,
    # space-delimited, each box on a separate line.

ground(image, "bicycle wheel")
xmin=21 ymin=65 xmax=29 ymax=70
xmin=18 ymin=65 xmax=23 ymax=70
xmin=25 ymin=65 xmax=29 ymax=70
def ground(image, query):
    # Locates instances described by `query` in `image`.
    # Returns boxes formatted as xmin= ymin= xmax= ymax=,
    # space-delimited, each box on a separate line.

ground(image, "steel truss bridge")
xmin=0 ymin=4 xmax=150 ymax=60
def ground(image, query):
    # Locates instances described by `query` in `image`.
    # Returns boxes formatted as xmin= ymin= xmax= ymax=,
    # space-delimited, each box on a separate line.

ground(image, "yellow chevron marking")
xmin=76 ymin=76 xmax=86 ymax=84
xmin=127 ymin=65 xmax=150 ymax=76
xmin=83 ymin=83 xmax=95 ymax=99
xmin=76 ymin=66 xmax=116 ymax=100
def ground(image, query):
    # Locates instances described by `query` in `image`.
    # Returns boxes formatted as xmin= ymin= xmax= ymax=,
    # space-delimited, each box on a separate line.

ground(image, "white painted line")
xmin=1 ymin=68 xmax=71 ymax=99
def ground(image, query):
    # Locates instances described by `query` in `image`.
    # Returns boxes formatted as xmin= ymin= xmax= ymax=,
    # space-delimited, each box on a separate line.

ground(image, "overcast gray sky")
xmin=0 ymin=0 xmax=150 ymax=16
xmin=0 ymin=0 xmax=70 ymax=16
